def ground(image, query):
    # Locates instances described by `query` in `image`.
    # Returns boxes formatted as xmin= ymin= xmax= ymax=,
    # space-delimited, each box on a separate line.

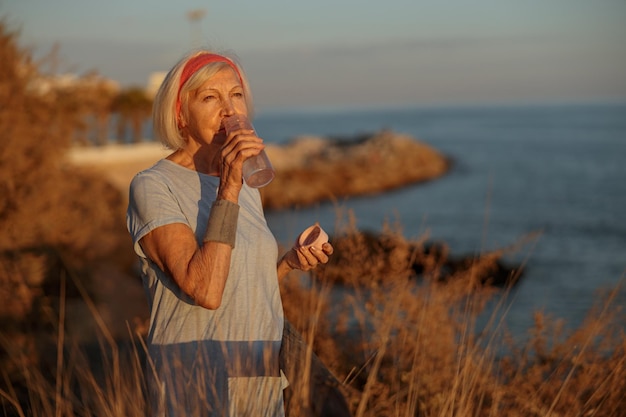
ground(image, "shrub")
xmin=0 ymin=20 xmax=129 ymax=387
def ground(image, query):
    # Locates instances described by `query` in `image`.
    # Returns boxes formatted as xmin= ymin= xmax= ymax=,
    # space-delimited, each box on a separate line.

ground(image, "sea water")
xmin=254 ymin=101 xmax=626 ymax=338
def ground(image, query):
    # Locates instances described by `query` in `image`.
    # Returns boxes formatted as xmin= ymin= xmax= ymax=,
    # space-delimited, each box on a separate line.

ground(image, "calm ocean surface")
xmin=252 ymin=101 xmax=626 ymax=337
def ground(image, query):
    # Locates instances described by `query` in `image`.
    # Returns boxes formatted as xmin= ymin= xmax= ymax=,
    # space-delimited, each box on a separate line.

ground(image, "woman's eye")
xmin=203 ymin=95 xmax=217 ymax=101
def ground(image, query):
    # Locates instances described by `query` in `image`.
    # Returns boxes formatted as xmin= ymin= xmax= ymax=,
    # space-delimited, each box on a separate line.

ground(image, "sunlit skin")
xmin=138 ymin=67 xmax=333 ymax=310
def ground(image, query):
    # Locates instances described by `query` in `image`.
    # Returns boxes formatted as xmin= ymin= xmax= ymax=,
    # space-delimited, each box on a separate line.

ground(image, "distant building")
xmin=146 ymin=72 xmax=167 ymax=99
xmin=27 ymin=69 xmax=166 ymax=99
xmin=27 ymin=72 xmax=120 ymax=96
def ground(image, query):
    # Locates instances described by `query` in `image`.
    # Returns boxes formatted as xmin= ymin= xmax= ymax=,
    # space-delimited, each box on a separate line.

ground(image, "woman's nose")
xmin=221 ymin=98 xmax=236 ymax=116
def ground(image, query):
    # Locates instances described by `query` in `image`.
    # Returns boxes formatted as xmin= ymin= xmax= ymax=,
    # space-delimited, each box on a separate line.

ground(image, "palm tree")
xmin=89 ymin=76 xmax=118 ymax=146
xmin=111 ymin=87 xmax=153 ymax=144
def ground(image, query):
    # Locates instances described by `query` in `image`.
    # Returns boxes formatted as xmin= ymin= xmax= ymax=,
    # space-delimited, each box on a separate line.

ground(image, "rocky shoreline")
xmin=261 ymin=129 xmax=450 ymax=210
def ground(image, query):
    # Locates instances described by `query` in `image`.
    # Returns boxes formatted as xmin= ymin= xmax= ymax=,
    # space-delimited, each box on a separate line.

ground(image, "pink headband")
xmin=176 ymin=53 xmax=244 ymax=119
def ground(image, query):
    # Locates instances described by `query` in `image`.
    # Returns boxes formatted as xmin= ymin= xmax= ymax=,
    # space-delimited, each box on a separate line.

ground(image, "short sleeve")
xmin=126 ymin=171 xmax=189 ymax=258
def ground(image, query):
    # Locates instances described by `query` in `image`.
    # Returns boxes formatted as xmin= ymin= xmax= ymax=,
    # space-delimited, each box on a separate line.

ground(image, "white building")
xmin=146 ymin=72 xmax=167 ymax=99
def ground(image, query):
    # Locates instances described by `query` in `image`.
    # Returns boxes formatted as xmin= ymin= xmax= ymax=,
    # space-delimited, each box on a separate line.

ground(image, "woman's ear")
xmin=178 ymin=113 xmax=187 ymax=129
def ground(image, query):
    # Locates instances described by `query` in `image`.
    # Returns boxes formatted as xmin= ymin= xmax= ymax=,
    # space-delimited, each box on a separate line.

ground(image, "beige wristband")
xmin=203 ymin=199 xmax=239 ymax=248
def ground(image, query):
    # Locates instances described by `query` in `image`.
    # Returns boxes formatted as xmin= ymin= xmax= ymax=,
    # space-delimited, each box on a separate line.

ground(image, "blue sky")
xmin=3 ymin=0 xmax=625 ymax=110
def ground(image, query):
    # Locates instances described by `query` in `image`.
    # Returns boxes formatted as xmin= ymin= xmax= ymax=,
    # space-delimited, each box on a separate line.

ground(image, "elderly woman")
xmin=126 ymin=50 xmax=333 ymax=417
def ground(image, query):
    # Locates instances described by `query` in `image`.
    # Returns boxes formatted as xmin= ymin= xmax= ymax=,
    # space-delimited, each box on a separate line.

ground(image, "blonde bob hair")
xmin=152 ymin=50 xmax=254 ymax=150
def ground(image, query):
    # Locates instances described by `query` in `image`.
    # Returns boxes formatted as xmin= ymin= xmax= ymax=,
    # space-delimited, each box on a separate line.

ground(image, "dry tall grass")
xmin=0 ymin=18 xmax=133 ymax=405
xmin=2 ymin=217 xmax=624 ymax=417
xmin=279 ymin=215 xmax=625 ymax=417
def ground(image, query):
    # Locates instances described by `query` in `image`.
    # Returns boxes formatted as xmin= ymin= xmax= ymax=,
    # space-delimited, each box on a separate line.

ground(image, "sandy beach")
xmin=66 ymin=142 xmax=173 ymax=192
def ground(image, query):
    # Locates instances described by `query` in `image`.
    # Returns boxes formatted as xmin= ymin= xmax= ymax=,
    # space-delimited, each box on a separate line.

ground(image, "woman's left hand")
xmin=282 ymin=242 xmax=334 ymax=272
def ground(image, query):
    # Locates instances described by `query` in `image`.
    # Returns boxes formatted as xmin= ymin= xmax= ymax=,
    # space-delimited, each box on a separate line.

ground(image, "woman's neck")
xmin=167 ymin=145 xmax=220 ymax=176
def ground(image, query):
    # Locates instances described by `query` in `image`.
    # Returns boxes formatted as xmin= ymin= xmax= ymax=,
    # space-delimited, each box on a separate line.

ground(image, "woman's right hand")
xmin=217 ymin=126 xmax=265 ymax=200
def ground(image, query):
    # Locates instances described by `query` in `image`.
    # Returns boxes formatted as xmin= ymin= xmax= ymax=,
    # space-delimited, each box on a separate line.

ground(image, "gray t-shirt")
xmin=127 ymin=159 xmax=286 ymax=417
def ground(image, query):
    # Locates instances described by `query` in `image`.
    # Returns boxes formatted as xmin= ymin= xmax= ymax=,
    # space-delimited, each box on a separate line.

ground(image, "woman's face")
xmin=180 ymin=67 xmax=247 ymax=147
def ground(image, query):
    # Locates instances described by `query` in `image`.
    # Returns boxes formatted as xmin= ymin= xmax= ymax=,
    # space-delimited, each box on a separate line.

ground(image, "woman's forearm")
xmin=277 ymin=254 xmax=294 ymax=281
xmin=185 ymin=241 xmax=233 ymax=309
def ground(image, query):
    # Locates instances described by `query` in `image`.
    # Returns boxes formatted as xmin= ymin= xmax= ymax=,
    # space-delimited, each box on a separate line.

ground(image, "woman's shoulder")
xmin=129 ymin=159 xmax=219 ymax=199
xmin=131 ymin=159 xmax=184 ymax=183
xmin=128 ymin=159 xmax=178 ymax=192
